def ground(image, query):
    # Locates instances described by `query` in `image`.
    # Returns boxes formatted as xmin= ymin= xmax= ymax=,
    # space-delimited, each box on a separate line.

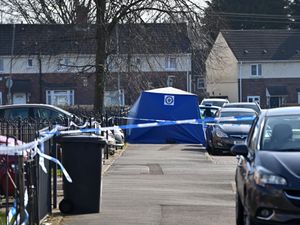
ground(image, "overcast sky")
xmin=197 ymin=0 xmax=208 ymax=7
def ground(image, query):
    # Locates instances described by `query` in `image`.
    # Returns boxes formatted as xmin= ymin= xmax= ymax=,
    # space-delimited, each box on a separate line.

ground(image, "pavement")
xmin=47 ymin=144 xmax=237 ymax=225
xmin=41 ymin=146 xmax=127 ymax=225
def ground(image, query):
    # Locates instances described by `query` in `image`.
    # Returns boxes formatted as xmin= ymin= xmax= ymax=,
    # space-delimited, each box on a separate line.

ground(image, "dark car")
xmin=232 ymin=107 xmax=300 ymax=225
xmin=205 ymin=108 xmax=257 ymax=155
xmin=223 ymin=102 xmax=261 ymax=113
xmin=0 ymin=104 xmax=81 ymax=123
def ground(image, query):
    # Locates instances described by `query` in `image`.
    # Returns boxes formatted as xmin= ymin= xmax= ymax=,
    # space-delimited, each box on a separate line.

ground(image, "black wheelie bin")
xmin=55 ymin=134 xmax=107 ymax=214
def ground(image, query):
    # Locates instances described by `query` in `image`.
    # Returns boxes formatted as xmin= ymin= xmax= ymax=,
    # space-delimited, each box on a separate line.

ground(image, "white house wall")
xmin=108 ymin=54 xmax=192 ymax=73
xmin=0 ymin=54 xmax=95 ymax=74
xmin=205 ymin=33 xmax=239 ymax=102
xmin=240 ymin=61 xmax=300 ymax=79
xmin=0 ymin=53 xmax=191 ymax=74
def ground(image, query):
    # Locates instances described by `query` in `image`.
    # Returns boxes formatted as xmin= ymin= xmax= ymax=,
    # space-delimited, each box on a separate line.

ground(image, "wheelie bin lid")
xmin=55 ymin=134 xmax=107 ymax=145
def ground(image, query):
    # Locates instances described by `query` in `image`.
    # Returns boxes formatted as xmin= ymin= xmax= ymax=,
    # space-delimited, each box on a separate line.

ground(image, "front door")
xmin=270 ymin=97 xmax=279 ymax=108
xmin=13 ymin=93 xmax=26 ymax=104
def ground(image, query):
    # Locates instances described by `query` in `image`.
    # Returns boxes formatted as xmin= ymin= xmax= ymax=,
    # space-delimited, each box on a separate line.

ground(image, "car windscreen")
xmin=220 ymin=111 xmax=255 ymax=118
xmin=218 ymin=119 xmax=254 ymax=125
xmin=261 ymin=115 xmax=300 ymax=151
xmin=202 ymin=100 xmax=227 ymax=107
xmin=223 ymin=104 xmax=259 ymax=112
xmin=199 ymin=107 xmax=219 ymax=117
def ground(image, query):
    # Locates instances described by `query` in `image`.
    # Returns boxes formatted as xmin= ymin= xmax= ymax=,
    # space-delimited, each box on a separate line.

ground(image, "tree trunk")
xmin=94 ymin=0 xmax=106 ymax=113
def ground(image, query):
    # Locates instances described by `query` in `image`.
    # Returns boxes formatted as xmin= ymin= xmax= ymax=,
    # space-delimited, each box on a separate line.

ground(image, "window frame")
xmin=165 ymin=56 xmax=177 ymax=71
xmin=247 ymin=96 xmax=260 ymax=105
xmin=27 ymin=58 xmax=33 ymax=68
xmin=196 ymin=78 xmax=205 ymax=89
xmin=0 ymin=58 xmax=4 ymax=72
xmin=251 ymin=64 xmax=262 ymax=76
xmin=167 ymin=75 xmax=175 ymax=87
xmin=46 ymin=90 xmax=74 ymax=106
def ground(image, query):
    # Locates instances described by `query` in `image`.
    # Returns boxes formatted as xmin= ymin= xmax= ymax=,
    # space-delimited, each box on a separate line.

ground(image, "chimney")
xmin=75 ymin=4 xmax=89 ymax=25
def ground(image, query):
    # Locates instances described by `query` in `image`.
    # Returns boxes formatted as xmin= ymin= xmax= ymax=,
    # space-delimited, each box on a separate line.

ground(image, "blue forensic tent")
xmin=127 ymin=87 xmax=205 ymax=144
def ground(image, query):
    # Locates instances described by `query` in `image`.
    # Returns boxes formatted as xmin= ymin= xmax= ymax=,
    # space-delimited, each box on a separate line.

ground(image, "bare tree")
xmin=0 ymin=0 xmax=207 ymax=112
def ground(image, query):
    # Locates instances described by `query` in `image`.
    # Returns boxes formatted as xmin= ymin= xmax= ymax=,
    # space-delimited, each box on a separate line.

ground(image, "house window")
xmin=104 ymin=90 xmax=125 ymax=107
xmin=46 ymin=90 xmax=74 ymax=106
xmin=58 ymin=58 xmax=71 ymax=70
xmin=247 ymin=96 xmax=260 ymax=105
xmin=27 ymin=58 xmax=33 ymax=67
xmin=196 ymin=78 xmax=205 ymax=89
xmin=297 ymin=92 xmax=300 ymax=104
xmin=0 ymin=59 xmax=4 ymax=72
xmin=147 ymin=82 xmax=153 ymax=89
xmin=167 ymin=76 xmax=175 ymax=87
xmin=251 ymin=64 xmax=262 ymax=76
xmin=165 ymin=57 xmax=176 ymax=70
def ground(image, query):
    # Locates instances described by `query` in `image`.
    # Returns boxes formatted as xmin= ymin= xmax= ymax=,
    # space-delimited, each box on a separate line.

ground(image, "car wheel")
xmin=206 ymin=141 xmax=212 ymax=153
xmin=236 ymin=192 xmax=244 ymax=225
xmin=243 ymin=204 xmax=254 ymax=225
xmin=211 ymin=145 xmax=219 ymax=155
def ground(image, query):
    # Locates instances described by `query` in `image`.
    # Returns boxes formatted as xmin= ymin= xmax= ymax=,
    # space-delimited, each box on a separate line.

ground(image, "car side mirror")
xmin=231 ymin=144 xmax=249 ymax=157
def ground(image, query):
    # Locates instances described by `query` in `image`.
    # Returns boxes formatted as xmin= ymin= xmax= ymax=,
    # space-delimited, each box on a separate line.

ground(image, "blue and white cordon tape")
xmin=0 ymin=115 xmax=256 ymax=182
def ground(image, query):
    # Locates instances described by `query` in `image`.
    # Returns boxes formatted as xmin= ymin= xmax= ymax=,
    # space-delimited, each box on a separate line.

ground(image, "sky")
xmin=197 ymin=0 xmax=209 ymax=7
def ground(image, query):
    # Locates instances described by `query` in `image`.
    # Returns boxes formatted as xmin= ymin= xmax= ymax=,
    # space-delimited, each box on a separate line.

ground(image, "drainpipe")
xmin=239 ymin=61 xmax=243 ymax=102
xmin=38 ymin=54 xmax=42 ymax=103
xmin=8 ymin=23 xmax=15 ymax=104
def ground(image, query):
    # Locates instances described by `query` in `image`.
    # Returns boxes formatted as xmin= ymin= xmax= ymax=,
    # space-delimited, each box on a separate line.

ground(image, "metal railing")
xmin=0 ymin=113 xmax=127 ymax=225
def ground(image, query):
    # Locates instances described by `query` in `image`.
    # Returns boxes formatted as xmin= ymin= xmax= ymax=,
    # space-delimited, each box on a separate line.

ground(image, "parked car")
xmin=223 ymin=102 xmax=261 ymax=113
xmin=205 ymin=108 xmax=257 ymax=155
xmin=232 ymin=107 xmax=300 ymax=225
xmin=0 ymin=104 xmax=81 ymax=124
xmin=200 ymin=98 xmax=229 ymax=107
xmin=199 ymin=105 xmax=220 ymax=119
xmin=0 ymin=136 xmax=24 ymax=196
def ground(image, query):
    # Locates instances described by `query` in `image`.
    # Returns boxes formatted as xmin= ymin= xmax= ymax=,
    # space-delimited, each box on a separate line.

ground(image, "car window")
xmin=261 ymin=115 xmax=300 ymax=151
xmin=248 ymin=117 xmax=260 ymax=150
xmin=203 ymin=101 xmax=225 ymax=107
xmin=199 ymin=107 xmax=219 ymax=118
xmin=220 ymin=111 xmax=255 ymax=118
xmin=35 ymin=108 xmax=66 ymax=121
xmin=3 ymin=108 xmax=30 ymax=120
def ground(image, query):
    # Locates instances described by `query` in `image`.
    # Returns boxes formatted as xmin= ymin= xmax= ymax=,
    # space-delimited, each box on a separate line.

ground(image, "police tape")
xmin=7 ymin=188 xmax=29 ymax=225
xmin=0 ymin=115 xmax=256 ymax=186
xmin=115 ymin=116 xmax=256 ymax=124
xmin=0 ymin=125 xmax=72 ymax=183
xmin=42 ymin=116 xmax=257 ymax=136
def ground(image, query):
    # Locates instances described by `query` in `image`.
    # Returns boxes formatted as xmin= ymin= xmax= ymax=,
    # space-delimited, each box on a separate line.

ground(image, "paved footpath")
xmin=62 ymin=144 xmax=237 ymax=225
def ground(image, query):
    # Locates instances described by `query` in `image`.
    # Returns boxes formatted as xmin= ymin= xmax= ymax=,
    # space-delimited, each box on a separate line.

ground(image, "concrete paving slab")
xmin=61 ymin=144 xmax=236 ymax=225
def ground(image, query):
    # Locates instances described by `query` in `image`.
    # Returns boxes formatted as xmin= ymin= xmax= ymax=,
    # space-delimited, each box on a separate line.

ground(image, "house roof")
xmin=112 ymin=23 xmax=191 ymax=54
xmin=221 ymin=30 xmax=300 ymax=61
xmin=0 ymin=24 xmax=96 ymax=56
xmin=0 ymin=23 xmax=190 ymax=56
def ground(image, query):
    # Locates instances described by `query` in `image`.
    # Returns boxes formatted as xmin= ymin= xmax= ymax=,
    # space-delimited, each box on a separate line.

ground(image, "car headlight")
xmin=215 ymin=127 xmax=228 ymax=138
xmin=254 ymin=170 xmax=287 ymax=186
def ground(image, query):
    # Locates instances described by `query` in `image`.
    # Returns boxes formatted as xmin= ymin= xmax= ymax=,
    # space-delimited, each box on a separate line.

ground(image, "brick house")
xmin=205 ymin=30 xmax=300 ymax=108
xmin=0 ymin=23 xmax=201 ymax=107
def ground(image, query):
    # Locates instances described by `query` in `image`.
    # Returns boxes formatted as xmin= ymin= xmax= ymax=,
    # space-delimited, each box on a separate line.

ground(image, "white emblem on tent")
xmin=164 ymin=95 xmax=175 ymax=106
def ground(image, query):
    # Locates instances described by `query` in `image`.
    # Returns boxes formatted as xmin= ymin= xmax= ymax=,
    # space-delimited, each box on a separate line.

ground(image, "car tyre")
xmin=211 ymin=145 xmax=219 ymax=155
xmin=205 ymin=141 xmax=212 ymax=153
xmin=236 ymin=192 xmax=244 ymax=225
